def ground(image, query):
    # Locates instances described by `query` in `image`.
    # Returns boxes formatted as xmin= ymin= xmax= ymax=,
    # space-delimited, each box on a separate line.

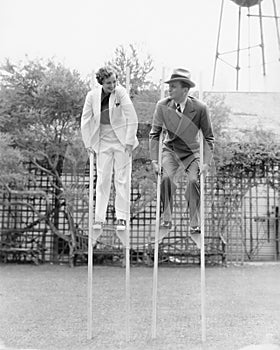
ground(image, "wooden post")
xmin=87 ymin=151 xmax=94 ymax=339
xmin=151 ymin=66 xmax=165 ymax=339
xmin=199 ymin=72 xmax=206 ymax=343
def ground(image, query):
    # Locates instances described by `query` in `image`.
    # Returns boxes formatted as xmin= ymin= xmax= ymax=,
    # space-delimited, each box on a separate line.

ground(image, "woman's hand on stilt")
xmin=199 ymin=163 xmax=210 ymax=176
xmin=86 ymin=147 xmax=94 ymax=155
xmin=125 ymin=144 xmax=133 ymax=157
xmin=152 ymin=160 xmax=161 ymax=176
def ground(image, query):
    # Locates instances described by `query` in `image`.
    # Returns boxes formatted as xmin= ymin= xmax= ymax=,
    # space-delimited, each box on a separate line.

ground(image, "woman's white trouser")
xmin=95 ymin=124 xmax=131 ymax=222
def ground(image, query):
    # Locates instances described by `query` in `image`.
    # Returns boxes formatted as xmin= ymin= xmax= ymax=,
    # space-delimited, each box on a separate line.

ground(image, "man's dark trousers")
xmin=160 ymin=148 xmax=200 ymax=227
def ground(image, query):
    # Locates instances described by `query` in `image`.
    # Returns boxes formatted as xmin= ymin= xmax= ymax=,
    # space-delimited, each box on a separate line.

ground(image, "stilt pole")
xmin=87 ymin=151 xmax=94 ymax=340
xmin=151 ymin=67 xmax=165 ymax=339
xmin=151 ymin=133 xmax=163 ymax=339
xmin=125 ymin=66 xmax=131 ymax=342
xmin=199 ymin=73 xmax=206 ymax=343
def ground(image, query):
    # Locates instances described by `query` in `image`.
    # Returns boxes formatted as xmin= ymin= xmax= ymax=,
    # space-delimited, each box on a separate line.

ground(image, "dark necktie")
xmin=176 ymin=103 xmax=182 ymax=113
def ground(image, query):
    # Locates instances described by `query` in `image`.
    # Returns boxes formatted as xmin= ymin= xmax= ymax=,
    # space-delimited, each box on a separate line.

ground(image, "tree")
xmin=190 ymin=91 xmax=231 ymax=142
xmin=0 ymin=58 xmax=89 ymax=265
xmin=0 ymin=133 xmax=27 ymax=188
xmin=106 ymin=44 xmax=154 ymax=97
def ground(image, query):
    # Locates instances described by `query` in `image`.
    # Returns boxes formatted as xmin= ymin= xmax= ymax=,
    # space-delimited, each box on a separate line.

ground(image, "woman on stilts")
xmin=81 ymin=66 xmax=138 ymax=228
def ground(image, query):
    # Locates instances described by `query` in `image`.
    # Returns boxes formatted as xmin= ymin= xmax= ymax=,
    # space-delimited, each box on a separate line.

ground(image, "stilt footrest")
xmin=92 ymin=225 xmax=102 ymax=244
xmin=116 ymin=226 xmax=129 ymax=247
xmin=158 ymin=227 xmax=170 ymax=243
xmin=189 ymin=233 xmax=202 ymax=249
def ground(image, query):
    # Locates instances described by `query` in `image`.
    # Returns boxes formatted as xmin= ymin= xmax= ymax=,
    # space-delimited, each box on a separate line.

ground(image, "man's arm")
xmin=81 ymin=92 xmax=94 ymax=149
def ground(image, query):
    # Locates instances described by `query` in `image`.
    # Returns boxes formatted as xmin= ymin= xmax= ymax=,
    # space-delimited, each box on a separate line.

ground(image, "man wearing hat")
xmin=149 ymin=68 xmax=214 ymax=235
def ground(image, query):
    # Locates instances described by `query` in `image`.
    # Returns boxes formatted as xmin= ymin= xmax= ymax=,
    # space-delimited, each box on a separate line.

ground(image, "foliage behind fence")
xmin=1 ymin=154 xmax=279 ymax=265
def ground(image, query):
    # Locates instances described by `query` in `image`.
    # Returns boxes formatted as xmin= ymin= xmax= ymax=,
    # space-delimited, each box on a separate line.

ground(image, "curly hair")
xmin=96 ymin=66 xmax=118 ymax=85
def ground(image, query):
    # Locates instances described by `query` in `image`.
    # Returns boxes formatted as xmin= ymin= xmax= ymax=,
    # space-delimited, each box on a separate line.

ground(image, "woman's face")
xmin=102 ymin=74 xmax=117 ymax=94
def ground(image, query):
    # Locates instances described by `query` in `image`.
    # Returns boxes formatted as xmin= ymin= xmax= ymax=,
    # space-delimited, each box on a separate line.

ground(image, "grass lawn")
xmin=0 ymin=263 xmax=280 ymax=350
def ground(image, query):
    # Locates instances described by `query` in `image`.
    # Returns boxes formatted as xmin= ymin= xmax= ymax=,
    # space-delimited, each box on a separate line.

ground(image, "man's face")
xmin=168 ymin=81 xmax=188 ymax=102
xmin=102 ymin=73 xmax=117 ymax=94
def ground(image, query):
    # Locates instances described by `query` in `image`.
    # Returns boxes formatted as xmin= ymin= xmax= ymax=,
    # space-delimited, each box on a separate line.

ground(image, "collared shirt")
xmin=100 ymin=88 xmax=111 ymax=124
xmin=165 ymin=94 xmax=190 ymax=153
xmin=175 ymin=94 xmax=188 ymax=114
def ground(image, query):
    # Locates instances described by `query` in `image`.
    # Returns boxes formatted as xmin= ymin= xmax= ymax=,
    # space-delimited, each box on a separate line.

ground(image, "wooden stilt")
xmin=199 ymin=73 xmax=206 ymax=343
xmin=125 ymin=66 xmax=131 ymax=342
xmin=125 ymin=159 xmax=131 ymax=342
xmin=151 ymin=132 xmax=163 ymax=339
xmin=87 ymin=151 xmax=94 ymax=340
xmin=151 ymin=67 xmax=165 ymax=339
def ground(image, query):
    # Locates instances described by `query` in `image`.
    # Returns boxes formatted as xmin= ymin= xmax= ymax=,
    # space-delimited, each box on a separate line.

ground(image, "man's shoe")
xmin=116 ymin=219 xmax=126 ymax=226
xmin=190 ymin=226 xmax=201 ymax=249
xmin=190 ymin=226 xmax=201 ymax=235
xmin=160 ymin=220 xmax=172 ymax=230
xmin=116 ymin=219 xmax=126 ymax=230
xmin=115 ymin=219 xmax=127 ymax=246
xmin=93 ymin=221 xmax=103 ymax=230
xmin=158 ymin=220 xmax=171 ymax=242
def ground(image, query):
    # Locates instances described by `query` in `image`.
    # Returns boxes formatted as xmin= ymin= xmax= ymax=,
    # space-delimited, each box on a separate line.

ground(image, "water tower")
xmin=212 ymin=0 xmax=280 ymax=90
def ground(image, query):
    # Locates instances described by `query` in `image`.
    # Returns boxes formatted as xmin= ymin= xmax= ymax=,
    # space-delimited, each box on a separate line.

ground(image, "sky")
xmin=1 ymin=0 xmax=280 ymax=91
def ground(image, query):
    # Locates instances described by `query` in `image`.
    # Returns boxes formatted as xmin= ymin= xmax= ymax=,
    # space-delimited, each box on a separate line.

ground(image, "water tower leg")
xmin=236 ymin=6 xmax=242 ymax=90
xmin=258 ymin=1 xmax=266 ymax=76
xmin=212 ymin=0 xmax=224 ymax=88
xmin=272 ymin=0 xmax=280 ymax=60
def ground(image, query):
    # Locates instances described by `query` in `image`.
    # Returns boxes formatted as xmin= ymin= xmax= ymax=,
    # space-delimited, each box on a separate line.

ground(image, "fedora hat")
xmin=165 ymin=68 xmax=195 ymax=88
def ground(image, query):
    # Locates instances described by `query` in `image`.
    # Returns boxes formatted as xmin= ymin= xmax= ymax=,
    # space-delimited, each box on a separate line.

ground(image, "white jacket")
xmin=81 ymin=85 xmax=138 ymax=152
